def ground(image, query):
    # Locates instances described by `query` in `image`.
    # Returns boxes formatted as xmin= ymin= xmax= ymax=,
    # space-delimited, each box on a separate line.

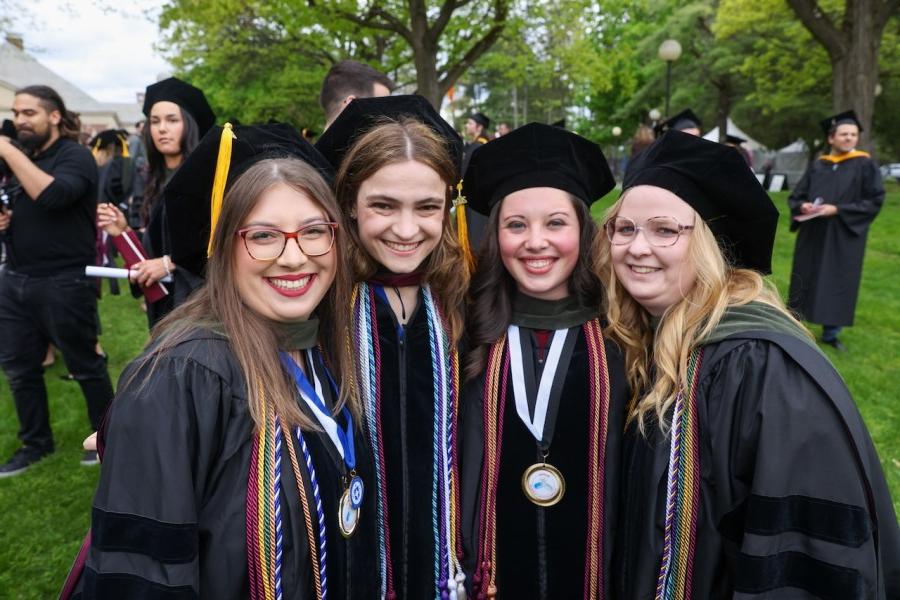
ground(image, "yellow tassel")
xmin=453 ymin=180 xmax=475 ymax=273
xmin=207 ymin=123 xmax=236 ymax=257
xmin=91 ymin=137 xmax=101 ymax=159
xmin=117 ymin=134 xmax=130 ymax=158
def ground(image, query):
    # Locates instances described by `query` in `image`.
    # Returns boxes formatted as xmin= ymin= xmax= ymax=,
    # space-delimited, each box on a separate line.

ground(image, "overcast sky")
xmin=9 ymin=0 xmax=170 ymax=103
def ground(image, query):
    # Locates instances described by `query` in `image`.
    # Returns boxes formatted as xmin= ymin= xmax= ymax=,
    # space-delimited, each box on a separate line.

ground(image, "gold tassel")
xmin=453 ymin=180 xmax=475 ymax=273
xmin=207 ymin=123 xmax=236 ymax=256
xmin=117 ymin=134 xmax=130 ymax=158
xmin=91 ymin=137 xmax=101 ymax=159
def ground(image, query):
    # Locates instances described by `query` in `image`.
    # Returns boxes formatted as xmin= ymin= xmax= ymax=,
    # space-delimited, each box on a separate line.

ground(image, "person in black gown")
xmin=64 ymin=124 xmax=378 ymax=599
xmin=318 ymin=95 xmax=470 ymax=599
xmin=96 ymin=77 xmax=215 ymax=328
xmin=597 ymin=130 xmax=900 ymax=599
xmin=787 ymin=110 xmax=884 ymax=351
xmin=459 ymin=122 xmax=629 ymax=600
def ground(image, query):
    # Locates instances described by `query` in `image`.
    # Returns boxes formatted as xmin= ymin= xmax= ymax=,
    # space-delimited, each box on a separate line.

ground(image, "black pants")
xmin=0 ymin=268 xmax=113 ymax=453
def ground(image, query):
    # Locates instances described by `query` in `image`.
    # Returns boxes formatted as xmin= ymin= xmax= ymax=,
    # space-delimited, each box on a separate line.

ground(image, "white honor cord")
xmin=297 ymin=349 xmax=345 ymax=461
xmin=507 ymin=325 xmax=571 ymax=442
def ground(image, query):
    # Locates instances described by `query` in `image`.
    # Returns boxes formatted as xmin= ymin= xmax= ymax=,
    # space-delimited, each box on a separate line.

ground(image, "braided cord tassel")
xmin=282 ymin=420 xmax=323 ymax=600
xmin=582 ymin=320 xmax=611 ymax=600
xmin=655 ymin=348 xmax=704 ymax=600
xmin=297 ymin=427 xmax=328 ymax=600
xmin=247 ymin=415 xmax=263 ymax=600
xmin=273 ymin=418 xmax=284 ymax=600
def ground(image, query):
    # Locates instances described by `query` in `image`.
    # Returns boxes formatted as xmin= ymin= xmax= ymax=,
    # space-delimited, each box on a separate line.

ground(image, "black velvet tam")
xmin=725 ymin=134 xmax=746 ymax=145
xmin=315 ymin=94 xmax=463 ymax=172
xmin=623 ymin=130 xmax=779 ymax=274
xmin=164 ymin=122 xmax=334 ymax=278
xmin=654 ymin=108 xmax=702 ymax=136
xmin=461 ymin=122 xmax=614 ymax=215
xmin=142 ymin=77 xmax=216 ymax=136
xmin=820 ymin=109 xmax=863 ymax=135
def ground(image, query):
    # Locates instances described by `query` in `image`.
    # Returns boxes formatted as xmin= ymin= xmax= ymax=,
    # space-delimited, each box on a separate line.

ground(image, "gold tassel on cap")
xmin=207 ymin=123 xmax=236 ymax=256
xmin=117 ymin=134 xmax=130 ymax=158
xmin=453 ymin=180 xmax=475 ymax=273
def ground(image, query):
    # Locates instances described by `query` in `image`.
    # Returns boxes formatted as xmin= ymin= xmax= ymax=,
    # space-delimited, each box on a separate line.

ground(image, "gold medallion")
xmin=338 ymin=487 xmax=360 ymax=537
xmin=521 ymin=462 xmax=565 ymax=506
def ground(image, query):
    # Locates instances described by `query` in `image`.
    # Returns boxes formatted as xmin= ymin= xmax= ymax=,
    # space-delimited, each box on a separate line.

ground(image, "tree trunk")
xmin=786 ymin=0 xmax=893 ymax=152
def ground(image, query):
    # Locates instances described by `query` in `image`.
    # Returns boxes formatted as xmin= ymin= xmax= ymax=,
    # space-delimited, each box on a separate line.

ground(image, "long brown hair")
xmin=141 ymin=105 xmax=200 ymax=225
xmin=594 ymin=193 xmax=806 ymax=434
xmin=465 ymin=195 xmax=604 ymax=380
xmin=145 ymin=158 xmax=357 ymax=430
xmin=334 ymin=117 xmax=468 ymax=343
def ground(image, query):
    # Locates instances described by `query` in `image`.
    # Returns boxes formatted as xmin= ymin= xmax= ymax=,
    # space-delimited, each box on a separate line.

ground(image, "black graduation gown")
xmin=460 ymin=326 xmax=628 ymax=599
xmin=787 ymin=155 xmax=884 ymax=326
xmin=371 ymin=288 xmax=442 ymax=599
xmin=613 ymin=332 xmax=900 ymax=599
xmin=73 ymin=329 xmax=378 ymax=599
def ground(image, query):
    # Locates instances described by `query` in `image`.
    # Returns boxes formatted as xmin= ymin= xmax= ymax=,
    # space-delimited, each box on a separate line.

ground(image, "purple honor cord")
xmin=280 ymin=351 xmax=356 ymax=472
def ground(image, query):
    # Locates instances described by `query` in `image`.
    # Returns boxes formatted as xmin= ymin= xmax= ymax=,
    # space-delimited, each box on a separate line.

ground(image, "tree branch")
xmin=879 ymin=0 xmax=899 ymax=21
xmin=329 ymin=3 xmax=414 ymax=45
xmin=430 ymin=0 xmax=475 ymax=38
xmin=786 ymin=0 xmax=847 ymax=58
xmin=438 ymin=2 xmax=508 ymax=95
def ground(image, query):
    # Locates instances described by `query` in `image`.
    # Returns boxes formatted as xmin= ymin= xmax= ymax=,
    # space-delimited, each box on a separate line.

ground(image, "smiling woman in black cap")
xmin=96 ymin=76 xmax=216 ymax=327
xmin=317 ymin=94 xmax=469 ymax=600
xmin=459 ymin=122 xmax=628 ymax=600
xmin=596 ymin=130 xmax=900 ymax=599
xmin=63 ymin=123 xmax=378 ymax=599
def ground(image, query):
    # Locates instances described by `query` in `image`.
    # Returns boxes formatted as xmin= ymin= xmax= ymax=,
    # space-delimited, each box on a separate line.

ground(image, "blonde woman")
xmin=597 ymin=131 xmax=900 ymax=599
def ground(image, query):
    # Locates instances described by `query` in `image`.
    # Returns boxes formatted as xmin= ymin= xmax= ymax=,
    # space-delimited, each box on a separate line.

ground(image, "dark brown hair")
xmin=334 ymin=118 xmax=468 ymax=343
xmin=319 ymin=60 xmax=395 ymax=125
xmin=15 ymin=85 xmax=81 ymax=141
xmin=465 ymin=195 xmax=603 ymax=380
xmin=141 ymin=104 xmax=200 ymax=225
xmin=148 ymin=157 xmax=357 ymax=430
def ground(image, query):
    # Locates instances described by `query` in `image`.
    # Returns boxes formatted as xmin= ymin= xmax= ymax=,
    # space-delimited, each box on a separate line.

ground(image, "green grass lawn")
xmin=1 ymin=187 xmax=898 ymax=598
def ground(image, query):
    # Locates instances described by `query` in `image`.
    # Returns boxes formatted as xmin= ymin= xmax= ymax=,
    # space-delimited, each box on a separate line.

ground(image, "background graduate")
xmin=65 ymin=124 xmax=378 ymax=599
xmin=459 ymin=122 xmax=628 ymax=600
xmin=96 ymin=76 xmax=215 ymax=327
xmin=317 ymin=95 xmax=469 ymax=599
xmin=597 ymin=130 xmax=900 ymax=599
xmin=787 ymin=110 xmax=884 ymax=351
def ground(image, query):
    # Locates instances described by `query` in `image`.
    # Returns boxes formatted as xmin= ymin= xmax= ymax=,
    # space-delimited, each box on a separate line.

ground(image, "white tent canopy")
xmin=702 ymin=118 xmax=766 ymax=151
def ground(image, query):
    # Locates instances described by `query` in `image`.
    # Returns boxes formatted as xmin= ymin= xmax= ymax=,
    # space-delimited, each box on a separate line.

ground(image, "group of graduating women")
xmin=63 ymin=77 xmax=900 ymax=599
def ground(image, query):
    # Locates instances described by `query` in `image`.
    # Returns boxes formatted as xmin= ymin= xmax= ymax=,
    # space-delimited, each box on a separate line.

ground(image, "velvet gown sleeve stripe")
xmin=91 ymin=508 xmax=199 ymax=564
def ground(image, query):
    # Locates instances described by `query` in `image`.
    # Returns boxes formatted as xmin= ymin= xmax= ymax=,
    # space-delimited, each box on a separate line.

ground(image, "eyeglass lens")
xmin=243 ymin=225 xmax=334 ymax=260
xmin=607 ymin=217 xmax=684 ymax=247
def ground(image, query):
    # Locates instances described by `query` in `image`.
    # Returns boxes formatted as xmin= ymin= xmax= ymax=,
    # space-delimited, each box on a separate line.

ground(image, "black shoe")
xmin=81 ymin=450 xmax=100 ymax=466
xmin=0 ymin=447 xmax=49 ymax=478
xmin=822 ymin=338 xmax=847 ymax=353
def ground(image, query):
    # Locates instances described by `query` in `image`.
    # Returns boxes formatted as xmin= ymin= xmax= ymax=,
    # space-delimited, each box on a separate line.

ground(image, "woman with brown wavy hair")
xmin=597 ymin=130 xmax=900 ymax=599
xmin=317 ymin=95 xmax=468 ymax=599
xmin=64 ymin=124 xmax=378 ymax=599
xmin=459 ymin=122 xmax=628 ymax=600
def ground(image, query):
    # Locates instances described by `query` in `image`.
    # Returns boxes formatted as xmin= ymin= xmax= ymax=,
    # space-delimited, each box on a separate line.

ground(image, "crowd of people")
xmin=0 ymin=58 xmax=897 ymax=599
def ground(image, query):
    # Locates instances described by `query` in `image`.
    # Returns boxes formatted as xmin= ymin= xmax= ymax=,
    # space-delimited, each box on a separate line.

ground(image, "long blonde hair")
xmin=334 ymin=118 xmax=468 ymax=343
xmin=144 ymin=158 xmax=357 ymax=431
xmin=594 ymin=194 xmax=804 ymax=434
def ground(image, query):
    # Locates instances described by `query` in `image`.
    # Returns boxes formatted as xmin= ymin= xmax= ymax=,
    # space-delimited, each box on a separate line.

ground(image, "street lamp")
xmin=611 ymin=126 xmax=622 ymax=178
xmin=658 ymin=39 xmax=682 ymax=117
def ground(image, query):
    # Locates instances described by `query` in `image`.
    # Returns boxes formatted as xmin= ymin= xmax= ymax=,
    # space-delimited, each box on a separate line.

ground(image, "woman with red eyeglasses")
xmin=63 ymin=124 xmax=378 ymax=599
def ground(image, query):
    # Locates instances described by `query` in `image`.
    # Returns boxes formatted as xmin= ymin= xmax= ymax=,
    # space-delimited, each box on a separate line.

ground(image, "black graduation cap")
xmin=462 ymin=122 xmax=615 ymax=215
xmin=551 ymin=118 xmax=567 ymax=129
xmin=315 ymin=94 xmax=463 ymax=172
xmin=725 ymin=134 xmax=746 ymax=145
xmin=165 ymin=122 xmax=335 ymax=277
xmin=89 ymin=129 xmax=126 ymax=150
xmin=143 ymin=77 xmax=216 ymax=136
xmin=654 ymin=108 xmax=702 ymax=137
xmin=623 ymin=130 xmax=778 ymax=273
xmin=819 ymin=110 xmax=863 ymax=135
xmin=2 ymin=119 xmax=17 ymax=139
xmin=470 ymin=112 xmax=490 ymax=129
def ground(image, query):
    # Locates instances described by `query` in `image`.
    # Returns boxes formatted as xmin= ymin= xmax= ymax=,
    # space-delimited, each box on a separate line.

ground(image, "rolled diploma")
xmin=85 ymin=265 xmax=173 ymax=283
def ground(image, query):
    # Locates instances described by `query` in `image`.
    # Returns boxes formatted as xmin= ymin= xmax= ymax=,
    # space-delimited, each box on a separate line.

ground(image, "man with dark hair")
xmin=787 ymin=110 xmax=884 ymax=352
xmin=319 ymin=60 xmax=394 ymax=129
xmin=0 ymin=85 xmax=114 ymax=476
xmin=462 ymin=111 xmax=490 ymax=171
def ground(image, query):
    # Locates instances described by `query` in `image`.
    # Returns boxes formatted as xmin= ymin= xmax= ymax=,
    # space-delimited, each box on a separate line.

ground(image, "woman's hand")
xmin=97 ymin=203 xmax=129 ymax=236
xmin=83 ymin=432 xmax=98 ymax=451
xmin=130 ymin=257 xmax=173 ymax=287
